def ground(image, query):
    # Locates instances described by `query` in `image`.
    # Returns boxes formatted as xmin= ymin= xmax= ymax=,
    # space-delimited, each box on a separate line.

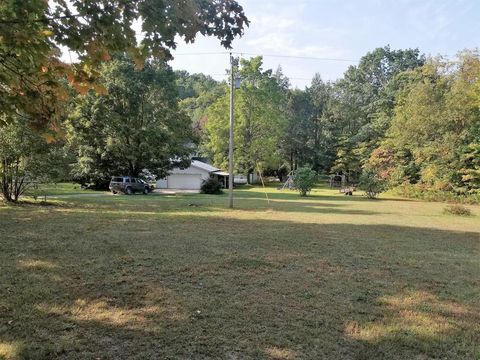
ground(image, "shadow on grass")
xmin=1 ymin=200 xmax=73 ymax=208
xmin=0 ymin=212 xmax=478 ymax=359
xmin=45 ymin=192 xmax=391 ymax=216
xmin=50 ymin=202 xmax=384 ymax=217
xmin=234 ymin=185 xmax=415 ymax=203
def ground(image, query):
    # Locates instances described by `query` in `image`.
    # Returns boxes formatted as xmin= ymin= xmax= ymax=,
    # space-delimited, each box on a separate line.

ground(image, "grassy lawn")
xmin=0 ymin=185 xmax=479 ymax=359
xmin=24 ymin=183 xmax=108 ymax=197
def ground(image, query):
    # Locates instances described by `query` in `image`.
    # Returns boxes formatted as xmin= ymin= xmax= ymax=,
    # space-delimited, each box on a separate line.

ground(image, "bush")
xmin=293 ymin=167 xmax=317 ymax=196
xmin=394 ymin=183 xmax=480 ymax=204
xmin=443 ymin=204 xmax=472 ymax=216
xmin=200 ymin=178 xmax=223 ymax=194
xmin=359 ymin=169 xmax=387 ymax=199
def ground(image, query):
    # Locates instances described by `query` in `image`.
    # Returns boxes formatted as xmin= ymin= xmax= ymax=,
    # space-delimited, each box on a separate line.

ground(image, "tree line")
xmin=0 ymin=1 xmax=478 ymax=202
xmin=197 ymin=47 xmax=479 ymax=201
xmin=0 ymin=0 xmax=248 ymax=201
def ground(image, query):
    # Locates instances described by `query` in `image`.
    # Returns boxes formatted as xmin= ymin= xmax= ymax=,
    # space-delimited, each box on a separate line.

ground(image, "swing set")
xmin=278 ymin=170 xmax=296 ymax=190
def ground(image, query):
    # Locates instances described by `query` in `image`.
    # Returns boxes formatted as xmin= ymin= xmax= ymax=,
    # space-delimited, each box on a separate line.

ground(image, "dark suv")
xmin=109 ymin=176 xmax=151 ymax=195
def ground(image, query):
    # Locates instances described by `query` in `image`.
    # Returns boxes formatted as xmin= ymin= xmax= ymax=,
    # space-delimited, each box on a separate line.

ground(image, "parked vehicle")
xmin=109 ymin=176 xmax=151 ymax=195
xmin=138 ymin=178 xmax=155 ymax=192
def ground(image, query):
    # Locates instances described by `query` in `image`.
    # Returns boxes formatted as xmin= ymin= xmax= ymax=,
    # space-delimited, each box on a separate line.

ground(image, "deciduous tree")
xmin=67 ymin=56 xmax=194 ymax=188
xmin=203 ymin=57 xmax=286 ymax=180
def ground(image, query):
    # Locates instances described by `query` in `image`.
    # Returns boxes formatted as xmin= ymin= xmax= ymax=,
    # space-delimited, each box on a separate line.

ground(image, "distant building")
xmin=156 ymin=160 xmax=228 ymax=190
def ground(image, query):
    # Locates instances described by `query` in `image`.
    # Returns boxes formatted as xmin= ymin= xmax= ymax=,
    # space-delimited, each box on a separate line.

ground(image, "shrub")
xmin=293 ymin=167 xmax=317 ymax=196
xmin=359 ymin=169 xmax=387 ymax=199
xmin=395 ymin=183 xmax=480 ymax=204
xmin=443 ymin=204 xmax=472 ymax=216
xmin=200 ymin=178 xmax=223 ymax=195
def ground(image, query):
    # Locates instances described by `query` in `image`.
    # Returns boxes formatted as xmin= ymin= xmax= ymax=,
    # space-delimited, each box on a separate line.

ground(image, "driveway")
xmin=153 ymin=189 xmax=200 ymax=195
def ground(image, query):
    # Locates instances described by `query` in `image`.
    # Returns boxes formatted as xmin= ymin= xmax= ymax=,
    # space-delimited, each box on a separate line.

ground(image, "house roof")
xmin=191 ymin=160 xmax=220 ymax=173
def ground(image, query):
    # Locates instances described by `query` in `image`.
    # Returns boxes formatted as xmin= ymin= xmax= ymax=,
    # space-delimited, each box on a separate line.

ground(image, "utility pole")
xmin=228 ymin=53 xmax=235 ymax=208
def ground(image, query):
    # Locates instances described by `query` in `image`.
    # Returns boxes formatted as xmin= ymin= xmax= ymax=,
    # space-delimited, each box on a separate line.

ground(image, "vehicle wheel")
xmin=143 ymin=187 xmax=149 ymax=195
xmin=125 ymin=187 xmax=133 ymax=195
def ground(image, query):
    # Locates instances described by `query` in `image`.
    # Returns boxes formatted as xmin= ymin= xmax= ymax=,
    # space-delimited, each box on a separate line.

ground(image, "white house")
xmin=156 ymin=160 xmax=228 ymax=190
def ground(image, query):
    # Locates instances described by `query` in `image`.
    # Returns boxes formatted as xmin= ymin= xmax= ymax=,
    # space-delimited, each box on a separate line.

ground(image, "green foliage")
xmin=66 ymin=56 xmax=194 ymax=188
xmin=443 ymin=204 xmax=472 ymax=216
xmin=331 ymin=137 xmax=362 ymax=182
xmin=175 ymin=71 xmax=225 ymax=135
xmin=176 ymin=71 xmax=222 ymax=100
xmin=0 ymin=0 xmax=249 ymax=128
xmin=359 ymin=169 xmax=387 ymax=199
xmin=293 ymin=167 xmax=317 ymax=196
xmin=384 ymin=51 xmax=480 ymax=195
xmin=200 ymin=177 xmax=223 ymax=195
xmin=198 ymin=46 xmax=479 ymax=203
xmin=203 ymin=57 xmax=286 ymax=179
xmin=280 ymin=76 xmax=336 ymax=173
xmin=394 ymin=184 xmax=480 ymax=204
xmin=459 ymin=141 xmax=480 ymax=193
xmin=0 ymin=117 xmax=58 ymax=202
xmin=327 ymin=46 xmax=425 ymax=178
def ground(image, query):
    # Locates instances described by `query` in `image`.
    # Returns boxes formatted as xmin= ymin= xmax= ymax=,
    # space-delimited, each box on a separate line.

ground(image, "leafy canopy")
xmin=202 ymin=56 xmax=287 ymax=178
xmin=67 ymin=55 xmax=194 ymax=188
xmin=0 ymin=0 xmax=249 ymax=126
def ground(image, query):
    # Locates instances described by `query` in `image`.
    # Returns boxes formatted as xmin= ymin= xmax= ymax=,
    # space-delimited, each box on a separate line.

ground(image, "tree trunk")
xmin=290 ymin=151 xmax=294 ymax=172
xmin=1 ymin=158 xmax=13 ymax=202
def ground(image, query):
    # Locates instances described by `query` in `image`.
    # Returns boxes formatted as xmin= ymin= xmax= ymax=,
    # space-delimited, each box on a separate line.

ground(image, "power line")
xmin=232 ymin=52 xmax=357 ymax=62
xmin=173 ymin=51 xmax=357 ymax=63
xmin=208 ymin=73 xmax=312 ymax=81
xmin=173 ymin=52 xmax=228 ymax=56
xmin=173 ymin=51 xmax=355 ymax=84
xmin=173 ymin=50 xmax=461 ymax=62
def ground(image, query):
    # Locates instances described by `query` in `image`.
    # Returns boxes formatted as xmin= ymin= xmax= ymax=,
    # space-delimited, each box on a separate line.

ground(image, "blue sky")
xmin=170 ymin=0 xmax=480 ymax=88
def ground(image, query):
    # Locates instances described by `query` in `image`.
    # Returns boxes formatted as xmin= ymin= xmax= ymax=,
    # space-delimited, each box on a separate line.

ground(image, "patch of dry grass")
xmin=0 ymin=186 xmax=479 ymax=359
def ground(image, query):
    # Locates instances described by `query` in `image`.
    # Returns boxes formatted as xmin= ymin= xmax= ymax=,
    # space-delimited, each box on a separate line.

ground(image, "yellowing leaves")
xmin=93 ymin=84 xmax=108 ymax=96
xmin=72 ymin=83 xmax=91 ymax=96
xmin=133 ymin=56 xmax=145 ymax=70
xmin=44 ymin=134 xmax=56 ymax=144
xmin=41 ymin=30 xmax=54 ymax=37
xmin=71 ymin=82 xmax=108 ymax=96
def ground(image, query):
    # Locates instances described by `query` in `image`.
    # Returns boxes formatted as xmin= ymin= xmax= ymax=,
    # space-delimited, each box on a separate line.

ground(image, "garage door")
xmin=167 ymin=174 xmax=203 ymax=189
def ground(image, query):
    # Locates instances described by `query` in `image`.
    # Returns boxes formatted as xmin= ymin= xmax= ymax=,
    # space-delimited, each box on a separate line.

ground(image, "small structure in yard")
xmin=156 ymin=160 xmax=228 ymax=190
xmin=328 ymin=173 xmax=356 ymax=195
xmin=328 ymin=174 xmax=346 ymax=188
xmin=278 ymin=171 xmax=296 ymax=190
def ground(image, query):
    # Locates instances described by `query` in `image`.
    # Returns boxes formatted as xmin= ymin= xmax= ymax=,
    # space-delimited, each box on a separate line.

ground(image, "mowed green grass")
xmin=0 ymin=185 xmax=479 ymax=359
xmin=24 ymin=183 xmax=107 ymax=196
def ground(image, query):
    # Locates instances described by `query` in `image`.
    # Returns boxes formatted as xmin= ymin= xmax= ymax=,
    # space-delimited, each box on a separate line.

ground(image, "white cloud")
xmin=239 ymin=2 xmax=349 ymax=59
xmin=169 ymin=0 xmax=479 ymax=88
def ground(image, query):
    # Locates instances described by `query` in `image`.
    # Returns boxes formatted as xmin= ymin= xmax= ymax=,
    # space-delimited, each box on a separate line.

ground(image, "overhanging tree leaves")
xmin=0 ymin=0 xmax=249 ymax=127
